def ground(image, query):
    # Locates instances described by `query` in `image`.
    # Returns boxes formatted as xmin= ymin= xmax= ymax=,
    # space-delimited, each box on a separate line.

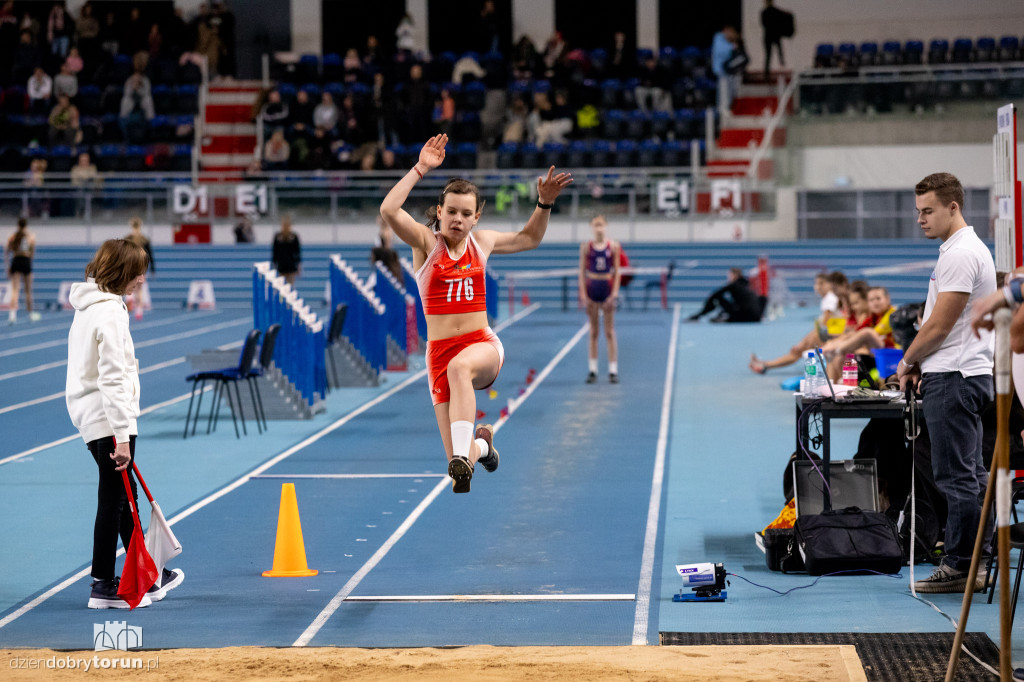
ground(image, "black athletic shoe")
xmin=88 ymin=577 xmax=151 ymax=609
xmin=586 ymin=371 xmax=597 ymax=384
xmin=148 ymin=568 xmax=185 ymax=601
xmin=475 ymin=424 xmax=499 ymax=473
xmin=448 ymin=456 xmax=474 ymax=493
xmin=609 ymin=373 xmax=619 ymax=384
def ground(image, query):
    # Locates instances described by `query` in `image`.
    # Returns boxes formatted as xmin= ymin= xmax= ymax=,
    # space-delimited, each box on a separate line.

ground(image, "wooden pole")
xmin=945 ymin=307 xmax=1013 ymax=681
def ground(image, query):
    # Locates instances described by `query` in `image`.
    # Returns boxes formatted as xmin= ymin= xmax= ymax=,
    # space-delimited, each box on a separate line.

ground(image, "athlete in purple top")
xmin=578 ymin=214 xmax=621 ymax=383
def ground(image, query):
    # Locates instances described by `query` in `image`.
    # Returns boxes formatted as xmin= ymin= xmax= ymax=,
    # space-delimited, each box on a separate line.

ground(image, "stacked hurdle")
xmin=400 ymin=258 xmax=428 ymax=342
xmin=373 ymin=262 xmax=419 ymax=370
xmin=252 ymin=263 xmax=327 ymax=415
xmin=329 ymin=255 xmax=386 ymax=378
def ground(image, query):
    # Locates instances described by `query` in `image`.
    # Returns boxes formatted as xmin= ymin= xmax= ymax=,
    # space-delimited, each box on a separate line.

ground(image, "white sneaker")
xmin=29 ymin=312 xmax=41 ymax=322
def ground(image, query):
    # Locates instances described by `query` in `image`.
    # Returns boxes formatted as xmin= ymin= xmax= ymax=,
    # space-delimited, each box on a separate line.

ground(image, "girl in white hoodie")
xmin=66 ymin=239 xmax=182 ymax=609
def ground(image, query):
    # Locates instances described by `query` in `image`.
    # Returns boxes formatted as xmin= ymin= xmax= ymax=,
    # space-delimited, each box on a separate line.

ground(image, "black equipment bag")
xmin=763 ymin=528 xmax=805 ymax=572
xmin=794 ymin=506 xmax=902 ymax=576
xmin=779 ymin=10 xmax=795 ymax=38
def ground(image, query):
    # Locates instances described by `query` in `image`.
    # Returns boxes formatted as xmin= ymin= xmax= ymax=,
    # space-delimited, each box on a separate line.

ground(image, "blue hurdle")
xmin=329 ymin=255 xmax=386 ymax=377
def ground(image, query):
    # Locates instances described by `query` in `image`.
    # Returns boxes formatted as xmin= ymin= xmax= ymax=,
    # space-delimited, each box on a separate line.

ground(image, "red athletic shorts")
xmin=425 ymin=327 xmax=504 ymax=405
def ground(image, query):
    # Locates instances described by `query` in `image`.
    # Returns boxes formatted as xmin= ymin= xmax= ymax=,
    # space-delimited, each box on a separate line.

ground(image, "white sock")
xmin=588 ymin=358 xmax=598 ymax=374
xmin=609 ymin=361 xmax=618 ymax=375
xmin=450 ymin=420 xmax=473 ymax=460
xmin=8 ymin=309 xmax=15 ymax=322
xmin=475 ymin=438 xmax=489 ymax=458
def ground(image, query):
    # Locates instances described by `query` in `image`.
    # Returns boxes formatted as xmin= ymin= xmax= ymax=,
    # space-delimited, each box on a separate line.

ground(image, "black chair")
xmin=643 ymin=260 xmax=675 ymax=310
xmin=183 ymin=329 xmax=261 ymax=439
xmin=985 ymin=521 xmax=1024 ymax=628
xmin=325 ymin=303 xmax=348 ymax=389
xmin=246 ymin=323 xmax=281 ymax=431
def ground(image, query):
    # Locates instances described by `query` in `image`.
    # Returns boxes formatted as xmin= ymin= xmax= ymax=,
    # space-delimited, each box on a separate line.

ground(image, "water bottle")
xmin=842 ymin=354 xmax=858 ymax=386
xmin=804 ymin=351 xmax=820 ymax=396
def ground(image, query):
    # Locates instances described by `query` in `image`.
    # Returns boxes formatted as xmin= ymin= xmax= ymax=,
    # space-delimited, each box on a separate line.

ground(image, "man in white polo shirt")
xmin=898 ymin=172 xmax=995 ymax=593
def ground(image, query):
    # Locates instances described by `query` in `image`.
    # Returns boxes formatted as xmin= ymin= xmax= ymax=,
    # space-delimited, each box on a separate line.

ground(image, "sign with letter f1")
xmin=994 ymin=103 xmax=1022 ymax=271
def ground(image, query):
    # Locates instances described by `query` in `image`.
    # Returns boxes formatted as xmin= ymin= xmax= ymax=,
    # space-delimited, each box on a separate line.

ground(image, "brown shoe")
xmin=475 ymin=424 xmax=499 ymax=473
xmin=448 ymin=456 xmax=474 ymax=493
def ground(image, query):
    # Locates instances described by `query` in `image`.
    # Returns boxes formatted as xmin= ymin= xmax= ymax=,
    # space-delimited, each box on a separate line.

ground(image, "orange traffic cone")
xmin=262 ymin=483 xmax=318 ymax=577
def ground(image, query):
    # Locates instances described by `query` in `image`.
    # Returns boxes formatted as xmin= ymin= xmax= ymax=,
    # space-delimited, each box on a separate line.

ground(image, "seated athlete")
xmin=688 ymin=266 xmax=764 ymax=323
xmin=380 ymin=133 xmax=573 ymax=493
xmin=579 ymin=214 xmax=621 ymax=383
xmin=750 ymin=270 xmax=848 ymax=374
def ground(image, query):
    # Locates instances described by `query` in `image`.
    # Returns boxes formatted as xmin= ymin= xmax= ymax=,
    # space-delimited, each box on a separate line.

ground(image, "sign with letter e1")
xmin=655 ymin=179 xmax=690 ymax=215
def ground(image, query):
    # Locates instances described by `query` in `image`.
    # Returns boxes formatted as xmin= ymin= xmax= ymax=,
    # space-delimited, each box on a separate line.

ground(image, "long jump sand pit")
xmin=4 ymin=644 xmax=867 ymax=681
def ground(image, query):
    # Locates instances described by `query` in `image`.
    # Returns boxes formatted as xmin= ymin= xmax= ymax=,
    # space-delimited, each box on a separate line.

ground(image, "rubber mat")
xmin=659 ymin=631 xmax=999 ymax=682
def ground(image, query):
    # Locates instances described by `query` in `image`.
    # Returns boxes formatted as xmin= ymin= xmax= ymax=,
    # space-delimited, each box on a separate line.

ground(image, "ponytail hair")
xmin=424 ymin=178 xmax=484 ymax=231
xmin=10 ymin=217 xmax=27 ymax=253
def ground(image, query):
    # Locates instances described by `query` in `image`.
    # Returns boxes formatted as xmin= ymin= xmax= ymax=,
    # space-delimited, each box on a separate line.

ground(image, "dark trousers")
xmin=695 ymin=291 xmax=762 ymax=322
xmin=920 ymin=372 xmax=994 ymax=571
xmin=764 ymin=37 xmax=784 ymax=75
xmin=88 ymin=435 xmax=138 ymax=580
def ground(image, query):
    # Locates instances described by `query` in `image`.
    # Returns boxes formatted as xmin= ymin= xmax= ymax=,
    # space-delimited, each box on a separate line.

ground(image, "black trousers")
xmin=88 ymin=435 xmax=138 ymax=580
xmin=695 ymin=291 xmax=763 ymax=322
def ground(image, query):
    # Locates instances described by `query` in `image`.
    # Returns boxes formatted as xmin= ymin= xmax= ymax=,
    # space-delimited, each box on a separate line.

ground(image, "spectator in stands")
xmin=635 ymin=54 xmax=672 ymax=113
xmin=18 ymin=10 xmax=40 ymax=45
xmin=400 ymin=63 xmax=432 ymax=143
xmin=452 ymin=52 xmax=485 ymax=85
xmin=260 ymin=88 xmax=289 ymax=128
xmin=122 ymin=6 xmax=147 ymax=57
xmin=342 ymin=48 xmax=362 ymax=83
xmin=395 ymin=13 xmax=417 ymax=55
xmin=23 ymin=158 xmax=48 ymax=218
xmin=711 ymin=25 xmax=740 ymax=112
xmin=511 ymin=35 xmax=539 ymax=80
xmin=542 ymin=30 xmax=566 ymax=74
xmin=313 ymin=90 xmax=339 ymax=136
xmin=262 ymin=128 xmax=290 ymax=171
xmin=53 ymin=62 xmax=77 ymax=99
xmin=579 ymin=214 xmax=621 ymax=383
xmin=98 ymin=10 xmax=118 ymax=57
xmin=897 ymin=172 xmax=996 ymax=594
xmin=288 ymin=88 xmax=314 ymax=144
xmin=70 ymin=151 xmax=98 ymax=188
xmin=164 ymin=7 xmax=189 ymax=59
xmin=477 ymin=0 xmax=500 ymax=55
xmin=760 ymin=0 xmax=789 ymax=78
xmin=434 ymin=87 xmax=456 ymax=136
xmin=5 ymin=217 xmax=40 ymax=324
xmin=64 ymin=46 xmax=83 ymax=74
xmin=371 ymin=216 xmax=404 ymax=286
xmin=532 ymin=90 xmax=573 ymax=146
xmin=362 ymin=34 xmax=382 ymax=72
xmin=0 ymin=2 xmax=17 ymax=71
xmin=233 ymin=214 xmax=255 ymax=243
xmin=750 ymin=270 xmax=845 ymax=373
xmin=606 ymin=30 xmax=634 ymax=80
xmin=47 ymin=2 xmax=74 ymax=60
xmin=370 ymin=71 xmax=398 ymax=147
xmin=119 ymin=71 xmax=154 ymax=144
xmin=27 ymin=66 xmax=53 ymax=115
xmin=12 ymin=30 xmax=40 ymax=86
xmin=195 ymin=15 xmax=225 ymax=78
xmin=74 ymin=2 xmax=99 ymax=66
xmin=48 ymin=93 xmax=80 ymax=146
xmin=271 ymin=216 xmax=301 ymax=286
xmin=502 ymin=96 xmax=529 ymax=143
xmin=687 ymin=267 xmax=764 ymax=323
xmin=147 ymin=23 xmax=163 ymax=60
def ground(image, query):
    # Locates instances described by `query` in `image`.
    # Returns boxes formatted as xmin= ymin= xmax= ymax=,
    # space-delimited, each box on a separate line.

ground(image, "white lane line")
xmin=0 ymin=317 xmax=249 ymax=381
xmin=294 ymin=315 xmax=587 ymax=647
xmin=0 ymin=305 xmax=541 ymax=628
xmin=631 ymin=303 xmax=680 ymax=646
xmin=344 ymin=594 xmax=636 ymax=602
xmin=252 ymin=474 xmax=445 ymax=479
xmin=0 ymin=341 xmax=242 ymax=420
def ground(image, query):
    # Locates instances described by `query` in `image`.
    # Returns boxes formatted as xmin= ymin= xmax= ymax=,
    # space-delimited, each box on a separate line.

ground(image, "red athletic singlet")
xmin=415 ymin=233 xmax=488 ymax=315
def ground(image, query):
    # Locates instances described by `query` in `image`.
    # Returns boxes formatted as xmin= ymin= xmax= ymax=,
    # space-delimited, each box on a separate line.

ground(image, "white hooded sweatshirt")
xmin=65 ymin=280 xmax=140 ymax=444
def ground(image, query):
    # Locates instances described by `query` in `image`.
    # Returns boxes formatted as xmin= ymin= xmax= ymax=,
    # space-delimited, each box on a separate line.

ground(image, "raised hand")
xmin=417 ymin=134 xmax=448 ymax=172
xmin=537 ymin=166 xmax=574 ymax=205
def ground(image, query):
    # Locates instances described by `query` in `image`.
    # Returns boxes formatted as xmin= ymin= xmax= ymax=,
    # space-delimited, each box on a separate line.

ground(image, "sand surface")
xmin=3 ymin=645 xmax=868 ymax=681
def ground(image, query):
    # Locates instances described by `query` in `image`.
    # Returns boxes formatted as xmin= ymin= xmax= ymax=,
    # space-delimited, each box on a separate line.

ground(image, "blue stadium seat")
xmin=814 ymin=43 xmax=835 ymax=68
xmin=679 ymin=46 xmax=704 ymax=76
xmin=349 ymin=82 xmax=371 ymax=107
xmin=2 ymin=85 xmax=26 ymax=114
xmin=99 ymin=113 xmax=121 ymax=142
xmin=566 ymin=140 xmax=588 ymax=168
xmin=300 ymin=82 xmax=321 ymax=100
xmin=170 ymin=144 xmax=192 ymax=172
xmin=837 ymin=42 xmax=857 ymax=66
xmin=625 ymin=109 xmax=647 ymax=138
xmin=453 ymin=142 xmax=477 ymax=170
xmin=541 ymin=142 xmax=565 ymax=168
xmin=999 ymin=36 xmax=1021 ymax=61
xmin=177 ymin=61 xmax=202 ymax=84
xmin=589 ymin=139 xmax=611 ymax=167
xmin=455 ymin=111 xmax=481 ymax=141
xmin=496 ymin=141 xmax=518 ymax=169
xmin=152 ymin=84 xmax=173 ymax=114
xmin=903 ymin=40 xmax=924 ymax=65
xmin=518 ymin=141 xmax=539 ymax=168
xmin=123 ymin=144 xmax=148 ymax=172
xmin=323 ymin=82 xmax=345 ymax=100
xmin=296 ymin=54 xmax=319 ymax=83
xmin=481 ymin=51 xmax=506 ymax=88
xmin=276 ymin=82 xmax=297 ymax=105
xmin=601 ymin=109 xmax=624 ymax=138
xmin=174 ymin=116 xmax=195 ymax=141
xmin=650 ymin=110 xmax=671 ymax=138
xmin=107 ymin=54 xmax=133 ymax=86
xmin=636 ymin=48 xmax=654 ymax=63
xmin=148 ymin=115 xmax=175 ymax=142
xmin=100 ymin=85 xmax=122 ymax=115
xmin=462 ymin=81 xmax=486 ymax=111
xmin=613 ymin=139 xmax=637 ymax=167
xmin=76 ymin=85 xmax=101 ymax=116
xmin=952 ymin=38 xmax=973 ymax=63
xmin=47 ymin=145 xmax=74 ymax=173
xmin=589 ymin=48 xmax=608 ymax=75
xmin=928 ymin=39 xmax=949 ymax=64
xmin=881 ymin=41 xmax=903 ymax=65
xmin=532 ymin=79 xmax=552 ymax=94
xmin=638 ymin=139 xmax=659 ymax=167
xmin=79 ymin=116 xmax=102 ymax=144
xmin=858 ymin=42 xmax=879 ymax=66
xmin=600 ymin=78 xmax=623 ymax=108
xmin=659 ymin=139 xmax=685 ymax=167
xmin=321 ymin=53 xmax=342 ymax=82
xmin=976 ymin=36 xmax=996 ymax=62
xmin=151 ymin=57 xmax=178 ymax=85
xmin=94 ymin=144 xmax=124 ymax=172
xmin=175 ymin=85 xmax=198 ymax=114
xmin=673 ymin=108 xmax=697 ymax=139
